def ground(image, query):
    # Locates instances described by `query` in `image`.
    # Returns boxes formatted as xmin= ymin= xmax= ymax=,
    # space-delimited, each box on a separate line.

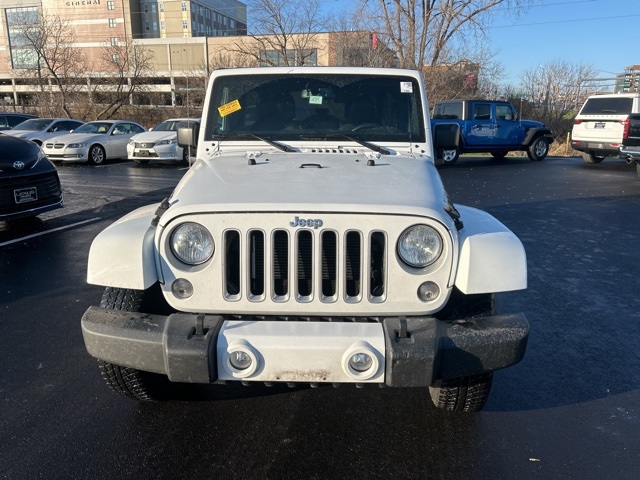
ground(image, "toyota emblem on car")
xmin=13 ymin=161 xmax=25 ymax=170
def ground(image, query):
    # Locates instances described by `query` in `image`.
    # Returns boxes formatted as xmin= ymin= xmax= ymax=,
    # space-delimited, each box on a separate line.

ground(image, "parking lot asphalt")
xmin=0 ymin=156 xmax=638 ymax=479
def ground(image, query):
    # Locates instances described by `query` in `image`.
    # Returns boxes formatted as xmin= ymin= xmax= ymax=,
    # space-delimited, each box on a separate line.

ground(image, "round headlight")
xmin=397 ymin=225 xmax=443 ymax=267
xmin=170 ymin=222 xmax=214 ymax=265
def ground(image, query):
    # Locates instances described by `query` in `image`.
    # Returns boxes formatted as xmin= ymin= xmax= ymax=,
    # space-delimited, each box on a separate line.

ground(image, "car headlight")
xmin=156 ymin=139 xmax=175 ymax=146
xmin=170 ymin=222 xmax=214 ymax=265
xmin=397 ymin=225 xmax=443 ymax=268
xmin=68 ymin=143 xmax=85 ymax=149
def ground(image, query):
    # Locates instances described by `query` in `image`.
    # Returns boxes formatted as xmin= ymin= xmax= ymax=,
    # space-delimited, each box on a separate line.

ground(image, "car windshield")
xmin=152 ymin=120 xmax=184 ymax=131
xmin=204 ymin=73 xmax=426 ymax=143
xmin=74 ymin=122 xmax=113 ymax=134
xmin=13 ymin=119 xmax=54 ymax=131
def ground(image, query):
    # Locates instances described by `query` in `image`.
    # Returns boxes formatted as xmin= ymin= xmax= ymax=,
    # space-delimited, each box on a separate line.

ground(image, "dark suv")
xmin=0 ymin=134 xmax=63 ymax=221
xmin=0 ymin=113 xmax=37 ymax=131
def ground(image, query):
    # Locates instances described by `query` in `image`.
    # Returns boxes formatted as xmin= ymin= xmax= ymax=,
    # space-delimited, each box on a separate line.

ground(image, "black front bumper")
xmin=81 ymin=307 xmax=528 ymax=387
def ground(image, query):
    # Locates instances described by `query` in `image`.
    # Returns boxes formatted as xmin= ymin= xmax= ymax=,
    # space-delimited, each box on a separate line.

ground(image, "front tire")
xmin=582 ymin=152 xmax=605 ymax=163
xmin=527 ymin=137 xmax=548 ymax=161
xmin=429 ymin=373 xmax=493 ymax=412
xmin=97 ymin=286 xmax=172 ymax=401
xmin=88 ymin=144 xmax=106 ymax=165
xmin=429 ymin=289 xmax=496 ymax=412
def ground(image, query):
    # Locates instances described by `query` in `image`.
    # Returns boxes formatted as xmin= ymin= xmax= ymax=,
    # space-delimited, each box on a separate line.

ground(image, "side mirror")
xmin=177 ymin=123 xmax=199 ymax=151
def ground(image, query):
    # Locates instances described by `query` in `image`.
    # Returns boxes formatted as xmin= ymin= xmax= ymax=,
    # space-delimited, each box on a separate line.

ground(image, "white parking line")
xmin=0 ymin=217 xmax=102 ymax=247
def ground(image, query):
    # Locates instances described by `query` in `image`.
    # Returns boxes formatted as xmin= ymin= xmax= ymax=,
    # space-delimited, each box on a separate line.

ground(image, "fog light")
xmin=342 ymin=341 xmax=380 ymax=380
xmin=225 ymin=340 xmax=259 ymax=378
xmin=349 ymin=353 xmax=373 ymax=372
xmin=417 ymin=281 xmax=440 ymax=302
xmin=229 ymin=351 xmax=252 ymax=370
xmin=172 ymin=278 xmax=194 ymax=299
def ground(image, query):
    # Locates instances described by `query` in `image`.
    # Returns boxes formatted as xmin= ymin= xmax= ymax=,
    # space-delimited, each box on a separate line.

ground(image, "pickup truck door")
xmin=493 ymin=104 xmax=521 ymax=147
xmin=465 ymin=102 xmax=496 ymax=146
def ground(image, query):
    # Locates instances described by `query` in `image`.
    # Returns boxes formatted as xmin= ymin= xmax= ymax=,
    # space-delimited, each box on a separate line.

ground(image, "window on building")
xmin=160 ymin=3 xmax=164 ymax=12
xmin=109 ymin=18 xmax=116 ymax=28
xmin=183 ymin=20 xmax=188 ymax=29
xmin=260 ymin=49 xmax=318 ymax=67
xmin=145 ymin=21 xmax=150 ymax=31
xmin=112 ymin=54 xmax=120 ymax=64
xmin=152 ymin=4 xmax=156 ymax=13
xmin=153 ymin=21 xmax=158 ymax=30
xmin=161 ymin=21 xmax=165 ymax=30
xmin=144 ymin=4 xmax=148 ymax=13
xmin=107 ymin=1 xmax=115 ymax=10
xmin=182 ymin=2 xmax=187 ymax=12
xmin=110 ymin=37 xmax=118 ymax=46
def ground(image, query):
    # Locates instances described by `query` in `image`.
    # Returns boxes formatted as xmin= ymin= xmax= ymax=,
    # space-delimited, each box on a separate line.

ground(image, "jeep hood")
xmin=162 ymin=151 xmax=451 ymax=225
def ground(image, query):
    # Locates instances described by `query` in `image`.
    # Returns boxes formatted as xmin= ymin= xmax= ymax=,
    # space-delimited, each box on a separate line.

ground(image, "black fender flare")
xmin=522 ymin=127 xmax=553 ymax=146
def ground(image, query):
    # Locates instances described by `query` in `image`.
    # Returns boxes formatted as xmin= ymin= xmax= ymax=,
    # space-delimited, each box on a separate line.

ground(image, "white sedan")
xmin=5 ymin=118 xmax=85 ymax=146
xmin=43 ymin=120 xmax=146 ymax=165
xmin=127 ymin=118 xmax=200 ymax=165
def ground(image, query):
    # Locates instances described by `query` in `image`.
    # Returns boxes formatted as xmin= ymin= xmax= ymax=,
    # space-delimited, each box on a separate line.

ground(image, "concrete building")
xmin=0 ymin=0 xmax=384 ymax=110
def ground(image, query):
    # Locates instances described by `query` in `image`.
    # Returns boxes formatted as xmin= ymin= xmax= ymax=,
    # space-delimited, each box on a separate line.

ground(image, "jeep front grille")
xmin=222 ymin=228 xmax=386 ymax=303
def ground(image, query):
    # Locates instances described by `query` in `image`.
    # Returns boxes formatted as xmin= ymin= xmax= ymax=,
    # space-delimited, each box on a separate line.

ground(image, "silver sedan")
xmin=43 ymin=120 xmax=146 ymax=165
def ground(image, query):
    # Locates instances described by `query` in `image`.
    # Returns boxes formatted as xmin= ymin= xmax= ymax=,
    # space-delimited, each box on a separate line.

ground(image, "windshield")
xmin=153 ymin=120 xmax=184 ymax=131
xmin=205 ymin=73 xmax=425 ymax=143
xmin=74 ymin=122 xmax=113 ymax=134
xmin=13 ymin=119 xmax=54 ymax=131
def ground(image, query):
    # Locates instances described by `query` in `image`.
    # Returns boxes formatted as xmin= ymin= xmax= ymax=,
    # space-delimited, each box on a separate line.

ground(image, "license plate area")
xmin=14 ymin=187 xmax=38 ymax=204
xmin=594 ymin=122 xmax=606 ymax=129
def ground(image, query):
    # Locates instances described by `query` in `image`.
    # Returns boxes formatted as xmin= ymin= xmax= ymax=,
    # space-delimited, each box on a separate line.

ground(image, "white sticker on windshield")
xmin=400 ymin=82 xmax=413 ymax=93
xmin=309 ymin=96 xmax=323 ymax=105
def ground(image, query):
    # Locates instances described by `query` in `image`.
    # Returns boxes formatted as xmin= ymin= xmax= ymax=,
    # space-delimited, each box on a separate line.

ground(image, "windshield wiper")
xmin=212 ymin=133 xmax=295 ymax=152
xmin=300 ymin=134 xmax=391 ymax=155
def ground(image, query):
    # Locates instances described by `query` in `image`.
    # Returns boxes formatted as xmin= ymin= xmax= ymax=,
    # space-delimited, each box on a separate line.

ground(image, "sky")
xmin=319 ymin=0 xmax=640 ymax=87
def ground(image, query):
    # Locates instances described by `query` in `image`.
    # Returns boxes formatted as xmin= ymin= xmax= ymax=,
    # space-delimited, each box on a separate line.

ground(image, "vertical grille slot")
xmin=370 ymin=232 xmax=386 ymax=298
xmin=297 ymin=230 xmax=313 ymax=298
xmin=272 ymin=230 xmax=289 ymax=298
xmin=321 ymin=231 xmax=337 ymax=298
xmin=249 ymin=230 xmax=265 ymax=297
xmin=224 ymin=230 xmax=241 ymax=297
xmin=345 ymin=231 xmax=362 ymax=298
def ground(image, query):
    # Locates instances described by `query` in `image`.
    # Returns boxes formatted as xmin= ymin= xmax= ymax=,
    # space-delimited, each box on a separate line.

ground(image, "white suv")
xmin=571 ymin=93 xmax=640 ymax=163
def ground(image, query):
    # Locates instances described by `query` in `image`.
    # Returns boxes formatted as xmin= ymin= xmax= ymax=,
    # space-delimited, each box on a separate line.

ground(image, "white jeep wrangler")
xmin=81 ymin=67 xmax=528 ymax=412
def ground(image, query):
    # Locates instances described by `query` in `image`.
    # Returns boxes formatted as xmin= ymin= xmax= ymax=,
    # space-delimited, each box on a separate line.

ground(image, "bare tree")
xmin=11 ymin=9 xmax=87 ymax=118
xmin=231 ymin=0 xmax=327 ymax=66
xmin=94 ymin=39 xmax=156 ymax=120
xmin=358 ymin=0 xmax=531 ymax=70
xmin=515 ymin=60 xmax=601 ymax=141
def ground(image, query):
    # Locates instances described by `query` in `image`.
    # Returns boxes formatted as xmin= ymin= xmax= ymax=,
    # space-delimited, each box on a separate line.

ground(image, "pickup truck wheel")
xmin=582 ymin=152 xmax=605 ymax=163
xmin=96 ymin=286 xmax=172 ymax=401
xmin=439 ymin=148 xmax=460 ymax=165
xmin=527 ymin=137 xmax=548 ymax=161
xmin=429 ymin=373 xmax=493 ymax=412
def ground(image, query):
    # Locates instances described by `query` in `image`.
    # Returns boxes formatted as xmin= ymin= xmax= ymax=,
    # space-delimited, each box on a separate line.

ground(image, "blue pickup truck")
xmin=431 ymin=99 xmax=554 ymax=165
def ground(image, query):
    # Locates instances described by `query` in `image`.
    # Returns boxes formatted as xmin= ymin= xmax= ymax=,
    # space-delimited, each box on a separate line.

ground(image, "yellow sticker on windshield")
xmin=218 ymin=99 xmax=242 ymax=117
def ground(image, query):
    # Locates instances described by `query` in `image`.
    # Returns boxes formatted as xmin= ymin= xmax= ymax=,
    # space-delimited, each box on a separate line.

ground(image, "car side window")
xmin=127 ymin=123 xmax=144 ymax=134
xmin=496 ymin=105 xmax=514 ymax=121
xmin=473 ymin=104 xmax=491 ymax=120
xmin=0 ymin=116 xmax=8 ymax=128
